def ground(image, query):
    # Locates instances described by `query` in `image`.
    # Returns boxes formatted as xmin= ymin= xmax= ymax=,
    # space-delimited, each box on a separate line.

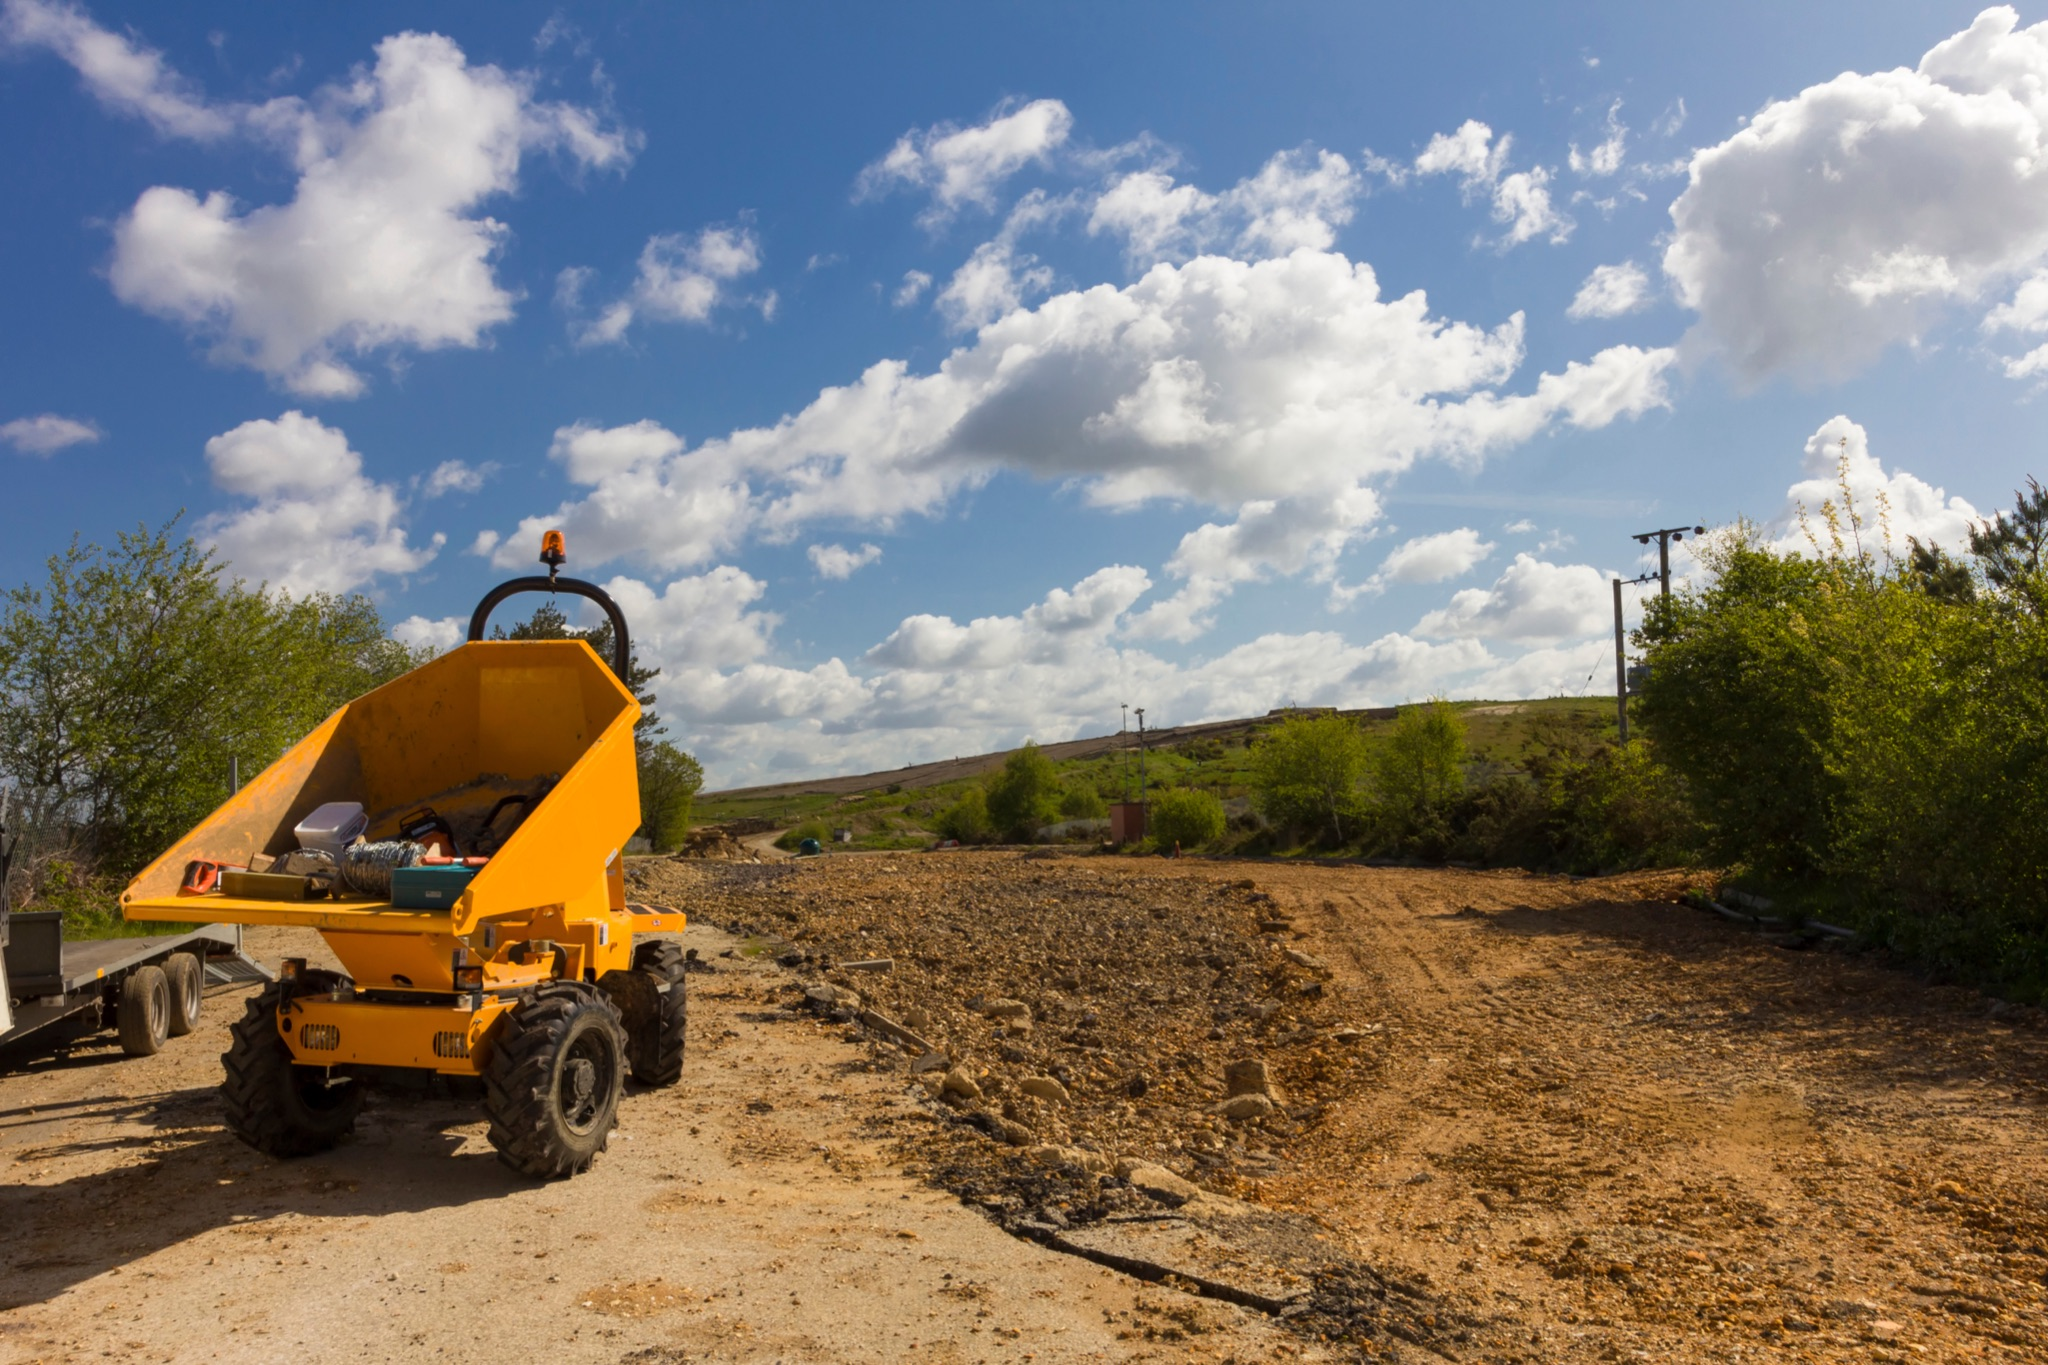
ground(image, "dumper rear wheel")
xmin=632 ymin=940 xmax=685 ymax=984
xmin=602 ymin=967 xmax=686 ymax=1087
xmin=221 ymin=986 xmax=361 ymax=1156
xmin=484 ymin=983 xmax=627 ymax=1179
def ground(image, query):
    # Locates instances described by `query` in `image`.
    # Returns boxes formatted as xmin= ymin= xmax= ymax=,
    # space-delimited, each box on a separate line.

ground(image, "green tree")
xmin=0 ymin=520 xmax=419 ymax=880
xmin=637 ymin=741 xmax=703 ymax=851
xmin=1248 ymin=713 xmax=1367 ymax=844
xmin=1149 ymin=787 xmax=1224 ymax=851
xmin=935 ymin=787 xmax=993 ymax=843
xmin=1370 ymin=699 xmax=1467 ymax=824
xmin=1058 ymin=780 xmax=1107 ymax=819
xmin=984 ymin=741 xmax=1062 ymax=840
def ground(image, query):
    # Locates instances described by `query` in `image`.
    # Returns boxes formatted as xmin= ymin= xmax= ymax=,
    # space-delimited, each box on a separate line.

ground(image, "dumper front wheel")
xmin=221 ymin=987 xmax=361 ymax=1156
xmin=483 ymin=984 xmax=627 ymax=1179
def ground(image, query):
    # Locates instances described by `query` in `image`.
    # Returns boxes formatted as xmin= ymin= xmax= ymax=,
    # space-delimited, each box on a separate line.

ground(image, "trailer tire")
xmin=163 ymin=953 xmax=203 ymax=1036
xmin=631 ymin=939 xmax=685 ymax=984
xmin=118 ymin=965 xmax=170 ymax=1056
xmin=221 ymin=986 xmax=361 ymax=1157
xmin=483 ymin=983 xmax=627 ymax=1179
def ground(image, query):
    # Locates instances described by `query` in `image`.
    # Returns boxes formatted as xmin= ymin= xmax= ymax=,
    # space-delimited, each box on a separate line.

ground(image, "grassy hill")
xmin=694 ymin=696 xmax=1620 ymax=850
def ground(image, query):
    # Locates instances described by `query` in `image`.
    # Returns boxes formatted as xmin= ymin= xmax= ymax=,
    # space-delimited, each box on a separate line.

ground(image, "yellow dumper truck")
xmin=120 ymin=536 xmax=685 ymax=1178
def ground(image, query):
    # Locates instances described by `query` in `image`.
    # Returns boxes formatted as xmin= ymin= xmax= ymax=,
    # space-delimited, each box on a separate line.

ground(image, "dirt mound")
xmin=671 ymin=825 xmax=765 ymax=861
xmin=633 ymin=852 xmax=2048 ymax=1363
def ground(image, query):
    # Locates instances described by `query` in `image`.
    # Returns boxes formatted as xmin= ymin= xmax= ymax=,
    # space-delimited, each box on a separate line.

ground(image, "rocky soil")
xmin=633 ymin=850 xmax=2048 ymax=1363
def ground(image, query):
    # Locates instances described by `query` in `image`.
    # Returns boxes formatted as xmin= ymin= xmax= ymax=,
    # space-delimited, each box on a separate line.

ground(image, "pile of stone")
xmin=672 ymin=825 xmax=764 ymax=862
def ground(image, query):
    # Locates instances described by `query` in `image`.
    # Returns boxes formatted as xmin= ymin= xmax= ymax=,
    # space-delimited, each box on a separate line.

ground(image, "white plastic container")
xmin=294 ymin=801 xmax=368 ymax=859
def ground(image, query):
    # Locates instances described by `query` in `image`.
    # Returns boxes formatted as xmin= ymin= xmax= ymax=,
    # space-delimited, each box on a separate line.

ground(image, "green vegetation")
xmin=1637 ymin=477 xmax=2048 ymax=1002
xmin=0 ymin=521 xmax=424 ymax=938
xmin=1250 ymin=712 xmax=1368 ymax=842
xmin=984 ymin=741 xmax=1063 ymax=840
xmin=1149 ymin=787 xmax=1225 ymax=851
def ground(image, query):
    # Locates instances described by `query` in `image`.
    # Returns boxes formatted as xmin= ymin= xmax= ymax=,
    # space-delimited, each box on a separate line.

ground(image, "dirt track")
xmin=5 ymin=856 xmax=2047 ymax=1363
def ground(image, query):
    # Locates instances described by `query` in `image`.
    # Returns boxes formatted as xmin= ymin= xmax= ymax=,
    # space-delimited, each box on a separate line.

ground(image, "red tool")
xmin=178 ymin=859 xmax=247 ymax=895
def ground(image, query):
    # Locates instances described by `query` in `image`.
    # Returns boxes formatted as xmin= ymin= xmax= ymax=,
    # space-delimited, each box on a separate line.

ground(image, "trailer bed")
xmin=1 ymin=914 xmax=271 ymax=1054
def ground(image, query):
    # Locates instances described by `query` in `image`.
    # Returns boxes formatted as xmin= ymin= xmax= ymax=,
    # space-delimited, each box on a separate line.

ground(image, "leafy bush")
xmin=1371 ymin=699 xmax=1467 ymax=819
xmin=638 ymin=742 xmax=703 ymax=852
xmin=0 ymin=520 xmax=421 ymax=888
xmin=1640 ymin=488 xmax=2048 ymax=1000
xmin=1249 ymin=713 xmax=1368 ymax=843
xmin=1149 ymin=788 xmax=1225 ymax=851
xmin=985 ymin=742 xmax=1062 ymax=839
xmin=934 ymin=788 xmax=993 ymax=843
xmin=1059 ymin=781 xmax=1107 ymax=819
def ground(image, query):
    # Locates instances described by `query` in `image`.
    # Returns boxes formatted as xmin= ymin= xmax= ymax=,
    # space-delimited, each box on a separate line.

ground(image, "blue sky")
xmin=4 ymin=1 xmax=2045 ymax=785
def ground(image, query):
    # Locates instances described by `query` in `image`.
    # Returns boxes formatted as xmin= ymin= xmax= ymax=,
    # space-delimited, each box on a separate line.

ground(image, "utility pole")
xmin=1612 ymin=580 xmax=1628 ymax=744
xmin=1631 ymin=525 xmax=1706 ymax=599
xmin=1135 ymin=708 xmax=1148 ymax=809
xmin=1612 ymin=570 xmax=1659 ymax=744
xmin=1119 ymin=703 xmax=1130 ymax=803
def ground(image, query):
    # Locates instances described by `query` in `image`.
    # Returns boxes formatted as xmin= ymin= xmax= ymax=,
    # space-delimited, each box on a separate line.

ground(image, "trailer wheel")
xmin=600 ymin=967 xmax=686 ymax=1087
xmin=163 ymin=953 xmax=203 ymax=1036
xmin=118 ymin=965 xmax=170 ymax=1056
xmin=483 ymin=983 xmax=627 ymax=1179
xmin=631 ymin=939 xmax=685 ymax=984
xmin=221 ymin=986 xmax=361 ymax=1157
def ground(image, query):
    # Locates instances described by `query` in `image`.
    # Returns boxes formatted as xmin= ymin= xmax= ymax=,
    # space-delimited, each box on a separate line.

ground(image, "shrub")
xmin=1149 ymin=788 xmax=1225 ymax=851
xmin=934 ymin=788 xmax=993 ymax=843
xmin=985 ymin=742 xmax=1062 ymax=839
xmin=1371 ymin=699 xmax=1467 ymax=821
xmin=1059 ymin=781 xmax=1107 ymax=819
xmin=1249 ymin=714 xmax=1368 ymax=844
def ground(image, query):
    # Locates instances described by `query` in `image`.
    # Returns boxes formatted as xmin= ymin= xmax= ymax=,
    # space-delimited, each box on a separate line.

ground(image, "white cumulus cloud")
xmin=570 ymin=224 xmax=763 ymax=346
xmin=200 ymin=411 xmax=442 ymax=594
xmin=1415 ymin=554 xmax=1612 ymax=644
xmin=489 ymin=248 xmax=1674 ymax=581
xmin=10 ymin=8 xmax=637 ymax=397
xmin=1664 ymin=6 xmax=2048 ymax=383
xmin=1773 ymin=415 xmax=1983 ymax=555
xmin=807 ymin=543 xmax=882 ymax=579
xmin=420 ymin=459 xmax=496 ymax=497
xmin=1414 ymin=120 xmax=1573 ymax=247
xmin=0 ymin=413 xmax=102 ymax=455
xmin=1088 ymin=147 xmax=1361 ymax=265
xmin=1568 ymin=262 xmax=1653 ymax=319
xmin=857 ymin=97 xmax=1073 ymax=225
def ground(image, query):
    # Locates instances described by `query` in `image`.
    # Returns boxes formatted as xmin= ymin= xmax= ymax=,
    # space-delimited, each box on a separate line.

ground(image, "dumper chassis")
xmin=120 ymin=537 xmax=688 ymax=1178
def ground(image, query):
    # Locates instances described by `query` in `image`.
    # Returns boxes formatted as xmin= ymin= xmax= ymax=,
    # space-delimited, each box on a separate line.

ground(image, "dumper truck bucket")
xmin=122 ymin=637 xmax=641 ymax=937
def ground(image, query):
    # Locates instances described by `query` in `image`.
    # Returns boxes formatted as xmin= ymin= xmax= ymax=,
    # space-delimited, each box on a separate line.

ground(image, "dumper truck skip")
xmin=120 ymin=534 xmax=687 ymax=1179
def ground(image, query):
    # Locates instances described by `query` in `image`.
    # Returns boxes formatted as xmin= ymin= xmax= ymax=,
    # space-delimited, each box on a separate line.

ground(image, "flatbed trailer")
xmin=0 ymin=911 xmax=272 ymax=1060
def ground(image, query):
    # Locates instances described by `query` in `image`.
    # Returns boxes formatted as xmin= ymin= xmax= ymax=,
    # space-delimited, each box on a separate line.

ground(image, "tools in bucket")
xmin=179 ymin=777 xmax=555 ymax=904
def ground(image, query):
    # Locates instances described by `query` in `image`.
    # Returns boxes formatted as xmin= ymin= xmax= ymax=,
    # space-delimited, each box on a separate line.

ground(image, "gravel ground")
xmin=0 ymin=915 xmax=1310 ymax=1365
xmin=633 ymin=850 xmax=2048 ymax=1363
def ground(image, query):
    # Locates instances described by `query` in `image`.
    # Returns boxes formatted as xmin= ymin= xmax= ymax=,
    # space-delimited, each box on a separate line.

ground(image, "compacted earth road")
xmin=3 ymin=852 xmax=2045 ymax=1364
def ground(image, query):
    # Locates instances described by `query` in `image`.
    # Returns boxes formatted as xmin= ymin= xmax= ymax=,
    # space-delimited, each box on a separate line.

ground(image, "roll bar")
xmin=466 ymin=533 xmax=632 ymax=680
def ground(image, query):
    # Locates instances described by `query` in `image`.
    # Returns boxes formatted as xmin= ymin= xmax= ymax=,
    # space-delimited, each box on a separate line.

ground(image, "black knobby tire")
xmin=483 ymin=983 xmax=628 ymax=1179
xmin=118 ymin=965 xmax=170 ymax=1056
xmin=162 ymin=952 xmax=203 ymax=1036
xmin=220 ymin=986 xmax=362 ymax=1157
xmin=631 ymin=939 xmax=685 ymax=984
xmin=599 ymin=967 xmax=686 ymax=1087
